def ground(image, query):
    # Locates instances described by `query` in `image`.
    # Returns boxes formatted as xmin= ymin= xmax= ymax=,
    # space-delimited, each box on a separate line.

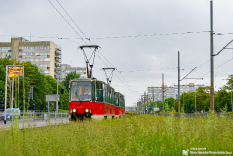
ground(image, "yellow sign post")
xmin=7 ymin=66 xmax=24 ymax=78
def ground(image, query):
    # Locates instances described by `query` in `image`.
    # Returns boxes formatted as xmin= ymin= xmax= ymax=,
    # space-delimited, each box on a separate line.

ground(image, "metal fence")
xmin=125 ymin=107 xmax=137 ymax=113
xmin=0 ymin=110 xmax=69 ymax=123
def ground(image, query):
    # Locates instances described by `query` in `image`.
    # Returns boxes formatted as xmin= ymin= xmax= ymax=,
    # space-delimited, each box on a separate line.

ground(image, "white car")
xmin=1 ymin=108 xmax=21 ymax=120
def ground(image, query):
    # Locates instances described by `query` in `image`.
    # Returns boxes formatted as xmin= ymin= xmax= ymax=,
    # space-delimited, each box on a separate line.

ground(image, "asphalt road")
xmin=0 ymin=118 xmax=69 ymax=129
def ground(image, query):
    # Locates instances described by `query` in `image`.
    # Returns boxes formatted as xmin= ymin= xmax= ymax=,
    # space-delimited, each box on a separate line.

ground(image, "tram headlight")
xmin=85 ymin=109 xmax=89 ymax=113
xmin=73 ymin=109 xmax=76 ymax=113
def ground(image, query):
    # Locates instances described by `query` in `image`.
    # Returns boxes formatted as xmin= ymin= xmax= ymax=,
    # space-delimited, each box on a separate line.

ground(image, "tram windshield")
xmin=71 ymin=81 xmax=91 ymax=102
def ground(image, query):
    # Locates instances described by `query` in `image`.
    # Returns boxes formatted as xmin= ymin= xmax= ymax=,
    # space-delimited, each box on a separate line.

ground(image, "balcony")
xmin=55 ymin=57 xmax=61 ymax=63
xmin=55 ymin=50 xmax=61 ymax=55
xmin=55 ymin=63 xmax=60 ymax=67
xmin=54 ymin=75 xmax=61 ymax=79
xmin=55 ymin=68 xmax=61 ymax=72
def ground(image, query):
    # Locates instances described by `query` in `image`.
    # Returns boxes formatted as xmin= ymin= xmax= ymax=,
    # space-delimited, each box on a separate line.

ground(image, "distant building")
xmin=60 ymin=64 xmax=86 ymax=82
xmin=0 ymin=37 xmax=61 ymax=79
xmin=148 ymin=83 xmax=204 ymax=101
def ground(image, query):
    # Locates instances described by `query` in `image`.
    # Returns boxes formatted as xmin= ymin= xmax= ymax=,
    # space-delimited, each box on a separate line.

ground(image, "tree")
xmin=61 ymin=71 xmax=80 ymax=92
xmin=0 ymin=56 xmax=70 ymax=111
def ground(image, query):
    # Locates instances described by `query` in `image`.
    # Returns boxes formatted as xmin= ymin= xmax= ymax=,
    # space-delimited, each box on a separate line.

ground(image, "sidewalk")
xmin=0 ymin=118 xmax=69 ymax=129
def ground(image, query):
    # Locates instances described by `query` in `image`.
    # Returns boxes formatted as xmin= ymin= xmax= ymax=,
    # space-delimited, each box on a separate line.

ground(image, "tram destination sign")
xmin=7 ymin=65 xmax=24 ymax=78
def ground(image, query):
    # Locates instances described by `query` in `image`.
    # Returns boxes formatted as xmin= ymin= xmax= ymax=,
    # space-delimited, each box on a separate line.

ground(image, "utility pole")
xmin=178 ymin=51 xmax=180 ymax=114
xmin=162 ymin=73 xmax=164 ymax=112
xmin=210 ymin=0 xmax=215 ymax=112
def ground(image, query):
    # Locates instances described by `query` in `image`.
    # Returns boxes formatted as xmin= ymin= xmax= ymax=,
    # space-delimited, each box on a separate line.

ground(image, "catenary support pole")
xmin=210 ymin=0 xmax=215 ymax=112
xmin=178 ymin=51 xmax=180 ymax=114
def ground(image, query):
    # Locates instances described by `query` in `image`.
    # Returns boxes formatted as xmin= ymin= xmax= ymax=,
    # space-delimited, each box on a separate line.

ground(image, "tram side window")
xmin=104 ymin=84 xmax=107 ymax=103
xmin=108 ymin=87 xmax=110 ymax=104
xmin=92 ymin=81 xmax=95 ymax=102
xmin=114 ymin=93 xmax=117 ymax=106
xmin=112 ymin=89 xmax=115 ymax=105
xmin=120 ymin=95 xmax=123 ymax=107
xmin=116 ymin=94 xmax=119 ymax=106
xmin=109 ymin=87 xmax=112 ymax=104
xmin=96 ymin=82 xmax=103 ymax=102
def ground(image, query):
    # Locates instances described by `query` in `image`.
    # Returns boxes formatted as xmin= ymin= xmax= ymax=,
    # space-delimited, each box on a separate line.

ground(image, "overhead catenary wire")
xmin=55 ymin=0 xmax=89 ymax=40
xmin=1 ymin=31 xmax=233 ymax=40
xmin=47 ymin=0 xmax=139 ymax=97
xmin=47 ymin=0 xmax=87 ymax=44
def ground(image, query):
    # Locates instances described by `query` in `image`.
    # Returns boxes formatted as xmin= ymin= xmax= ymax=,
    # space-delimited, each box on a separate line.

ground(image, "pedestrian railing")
xmin=0 ymin=110 xmax=69 ymax=124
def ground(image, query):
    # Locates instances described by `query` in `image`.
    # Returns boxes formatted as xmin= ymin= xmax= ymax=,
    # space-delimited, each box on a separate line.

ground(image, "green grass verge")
xmin=0 ymin=114 xmax=232 ymax=155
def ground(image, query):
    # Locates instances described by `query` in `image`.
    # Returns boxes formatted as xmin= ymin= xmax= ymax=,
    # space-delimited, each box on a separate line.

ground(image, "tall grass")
xmin=0 ymin=114 xmax=232 ymax=155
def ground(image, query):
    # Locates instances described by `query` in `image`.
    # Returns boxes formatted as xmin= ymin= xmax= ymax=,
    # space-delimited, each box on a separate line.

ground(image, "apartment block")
xmin=0 ymin=37 xmax=61 ymax=79
xmin=60 ymin=64 xmax=86 ymax=82
xmin=148 ymin=83 xmax=204 ymax=101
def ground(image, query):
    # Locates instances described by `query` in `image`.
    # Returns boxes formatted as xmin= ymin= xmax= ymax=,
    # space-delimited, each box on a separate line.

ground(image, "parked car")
xmin=0 ymin=108 xmax=20 ymax=120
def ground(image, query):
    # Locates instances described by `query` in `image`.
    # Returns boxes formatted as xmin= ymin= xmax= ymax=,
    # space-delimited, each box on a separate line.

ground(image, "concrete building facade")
xmin=60 ymin=64 xmax=86 ymax=82
xmin=148 ymin=83 xmax=205 ymax=101
xmin=0 ymin=37 xmax=61 ymax=79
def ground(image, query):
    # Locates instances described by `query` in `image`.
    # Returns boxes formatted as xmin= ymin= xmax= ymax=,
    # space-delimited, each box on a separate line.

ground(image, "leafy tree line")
xmin=0 ymin=57 xmax=79 ymax=111
xmin=145 ymin=76 xmax=233 ymax=113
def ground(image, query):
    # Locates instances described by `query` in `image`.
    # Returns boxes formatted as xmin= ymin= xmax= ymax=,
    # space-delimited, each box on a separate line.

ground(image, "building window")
xmin=2 ymin=47 xmax=5 ymax=50
xmin=35 ymin=52 xmax=39 ymax=55
xmin=35 ymin=58 xmax=39 ymax=61
xmin=40 ymin=46 xmax=43 ymax=49
xmin=26 ymin=52 xmax=29 ymax=55
xmin=26 ymin=58 xmax=29 ymax=61
xmin=35 ymin=46 xmax=39 ymax=49
xmin=22 ymin=53 xmax=26 ymax=56
xmin=44 ymin=58 xmax=50 ymax=61
xmin=30 ymin=52 xmax=34 ymax=55
xmin=44 ymin=46 xmax=50 ymax=49
xmin=26 ymin=46 xmax=29 ymax=49
xmin=19 ymin=52 xmax=22 ymax=56
xmin=40 ymin=52 xmax=43 ymax=55
xmin=40 ymin=64 xmax=43 ymax=67
xmin=30 ymin=46 xmax=34 ymax=49
xmin=47 ymin=52 xmax=50 ymax=55
xmin=44 ymin=52 xmax=47 ymax=55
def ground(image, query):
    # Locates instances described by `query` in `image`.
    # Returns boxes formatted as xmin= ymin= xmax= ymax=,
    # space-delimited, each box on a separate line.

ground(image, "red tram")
xmin=69 ymin=78 xmax=125 ymax=120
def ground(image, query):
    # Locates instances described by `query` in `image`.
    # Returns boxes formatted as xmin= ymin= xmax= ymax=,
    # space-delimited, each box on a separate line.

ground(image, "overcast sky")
xmin=1 ymin=0 xmax=233 ymax=106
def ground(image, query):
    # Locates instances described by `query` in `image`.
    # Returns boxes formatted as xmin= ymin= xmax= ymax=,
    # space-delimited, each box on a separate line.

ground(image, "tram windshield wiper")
xmin=75 ymin=91 xmax=82 ymax=103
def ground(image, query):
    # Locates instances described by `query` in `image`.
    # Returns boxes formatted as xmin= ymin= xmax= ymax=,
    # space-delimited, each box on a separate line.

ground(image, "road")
xmin=0 ymin=118 xmax=69 ymax=129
